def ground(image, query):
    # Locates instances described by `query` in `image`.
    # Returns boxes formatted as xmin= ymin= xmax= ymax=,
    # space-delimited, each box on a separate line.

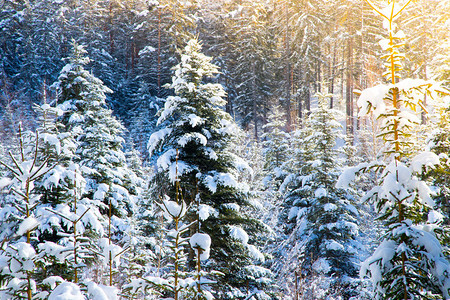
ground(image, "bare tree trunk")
xmin=330 ymin=42 xmax=337 ymax=108
xmin=285 ymin=1 xmax=292 ymax=132
xmin=252 ymin=62 xmax=258 ymax=141
xmin=346 ymin=37 xmax=354 ymax=139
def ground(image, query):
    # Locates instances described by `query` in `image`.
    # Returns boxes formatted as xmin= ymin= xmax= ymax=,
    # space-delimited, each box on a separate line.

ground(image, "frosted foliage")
xmin=362 ymin=225 xmax=450 ymax=299
xmin=48 ymin=282 xmax=85 ymax=300
xmin=377 ymin=161 xmax=436 ymax=210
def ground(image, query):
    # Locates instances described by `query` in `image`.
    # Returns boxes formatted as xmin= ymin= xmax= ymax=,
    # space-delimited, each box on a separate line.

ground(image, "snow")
xmin=177 ymin=132 xmax=207 ymax=147
xmin=314 ymin=187 xmax=327 ymax=198
xmin=312 ymin=258 xmax=331 ymax=274
xmin=98 ymin=238 xmax=123 ymax=267
xmin=138 ymin=46 xmax=156 ymax=56
xmin=49 ymin=282 xmax=85 ymax=300
xmin=323 ymin=203 xmax=337 ymax=212
xmin=87 ymin=281 xmax=118 ymax=300
xmin=0 ymin=177 xmax=12 ymax=189
xmin=15 ymin=242 xmax=36 ymax=262
xmin=41 ymin=132 xmax=61 ymax=154
xmin=38 ymin=242 xmax=68 ymax=263
xmin=410 ymin=151 xmax=440 ymax=174
xmin=42 ymin=276 xmax=65 ymax=290
xmin=288 ymin=207 xmax=299 ymax=220
xmin=229 ymin=226 xmax=249 ymax=245
xmin=336 ymin=162 xmax=372 ymax=189
xmin=361 ymin=239 xmax=396 ymax=285
xmin=161 ymin=198 xmax=187 ymax=219
xmin=16 ymin=216 xmax=39 ymax=236
xmin=222 ymin=203 xmax=240 ymax=212
xmin=147 ymin=128 xmax=172 ymax=156
xmin=326 ymin=240 xmax=344 ymax=251
xmin=60 ymin=63 xmax=74 ymax=75
xmin=357 ymin=84 xmax=390 ymax=117
xmin=198 ymin=204 xmax=218 ymax=221
xmin=93 ymin=183 xmax=109 ymax=201
xmin=156 ymin=148 xmax=176 ymax=171
xmin=190 ymin=233 xmax=211 ymax=260
xmin=187 ymin=113 xmax=204 ymax=127
xmin=247 ymin=244 xmax=265 ymax=262
xmin=428 ymin=210 xmax=444 ymax=224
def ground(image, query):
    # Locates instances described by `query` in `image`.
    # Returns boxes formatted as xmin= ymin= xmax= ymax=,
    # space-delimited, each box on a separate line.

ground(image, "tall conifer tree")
xmin=149 ymin=39 xmax=272 ymax=299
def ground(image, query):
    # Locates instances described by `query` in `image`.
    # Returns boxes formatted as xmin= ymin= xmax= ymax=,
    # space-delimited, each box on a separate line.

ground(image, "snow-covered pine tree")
xmin=148 ymin=39 xmax=270 ymax=299
xmin=338 ymin=1 xmax=450 ymax=299
xmin=30 ymin=102 xmax=103 ymax=291
xmin=423 ymin=95 xmax=450 ymax=233
xmin=0 ymin=126 xmax=50 ymax=300
xmin=277 ymin=93 xmax=361 ymax=299
xmin=0 ymin=102 xmax=109 ymax=299
xmin=55 ymin=41 xmax=142 ymax=288
xmin=261 ymin=104 xmax=290 ymax=191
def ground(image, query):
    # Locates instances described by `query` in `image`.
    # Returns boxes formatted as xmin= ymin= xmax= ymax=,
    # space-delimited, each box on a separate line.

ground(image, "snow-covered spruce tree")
xmin=55 ymin=41 xmax=142 ymax=288
xmin=276 ymin=93 xmax=361 ymax=299
xmin=425 ymin=95 xmax=450 ymax=226
xmin=0 ymin=104 xmax=109 ymax=299
xmin=0 ymin=126 xmax=50 ymax=300
xmin=148 ymin=39 xmax=270 ymax=299
xmin=338 ymin=1 xmax=450 ymax=299
xmin=261 ymin=104 xmax=290 ymax=192
xmin=30 ymin=102 xmax=103 ymax=292
xmin=123 ymin=193 xmax=197 ymax=300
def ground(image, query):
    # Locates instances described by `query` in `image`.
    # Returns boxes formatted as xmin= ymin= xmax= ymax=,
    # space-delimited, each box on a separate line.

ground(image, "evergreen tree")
xmin=277 ymin=93 xmax=361 ymax=299
xmin=57 ymin=41 xmax=138 ymax=236
xmin=148 ymin=39 xmax=271 ymax=299
xmin=55 ymin=41 xmax=143 ymax=290
xmin=261 ymin=105 xmax=290 ymax=191
xmin=341 ymin=1 xmax=450 ymax=299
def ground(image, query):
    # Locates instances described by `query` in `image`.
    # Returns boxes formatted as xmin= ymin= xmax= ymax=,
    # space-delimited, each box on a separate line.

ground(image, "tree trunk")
xmin=346 ymin=37 xmax=354 ymax=139
xmin=285 ymin=1 xmax=292 ymax=132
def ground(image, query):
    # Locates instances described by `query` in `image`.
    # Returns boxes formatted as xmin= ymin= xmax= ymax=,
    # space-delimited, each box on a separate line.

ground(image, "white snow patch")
xmin=93 ymin=183 xmax=109 ymax=201
xmin=87 ymin=280 xmax=118 ymax=300
xmin=229 ymin=226 xmax=249 ymax=245
xmin=411 ymin=151 xmax=440 ymax=174
xmin=312 ymin=258 xmax=331 ymax=274
xmin=198 ymin=204 xmax=218 ymax=221
xmin=288 ymin=207 xmax=299 ymax=220
xmin=48 ymin=282 xmax=85 ymax=300
xmin=161 ymin=197 xmax=187 ymax=219
xmin=428 ymin=210 xmax=444 ymax=224
xmin=247 ymin=244 xmax=265 ymax=262
xmin=326 ymin=240 xmax=344 ymax=251
xmin=323 ymin=203 xmax=337 ymax=212
xmin=190 ymin=233 xmax=211 ymax=260
xmin=315 ymin=187 xmax=327 ymax=198
xmin=187 ymin=114 xmax=204 ymax=127
xmin=0 ymin=177 xmax=12 ymax=189
xmin=357 ymin=84 xmax=390 ymax=117
xmin=17 ymin=217 xmax=39 ymax=236
xmin=98 ymin=238 xmax=123 ymax=268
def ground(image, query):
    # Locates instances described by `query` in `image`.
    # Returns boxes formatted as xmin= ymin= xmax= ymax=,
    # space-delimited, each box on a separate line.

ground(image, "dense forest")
xmin=0 ymin=0 xmax=449 ymax=299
